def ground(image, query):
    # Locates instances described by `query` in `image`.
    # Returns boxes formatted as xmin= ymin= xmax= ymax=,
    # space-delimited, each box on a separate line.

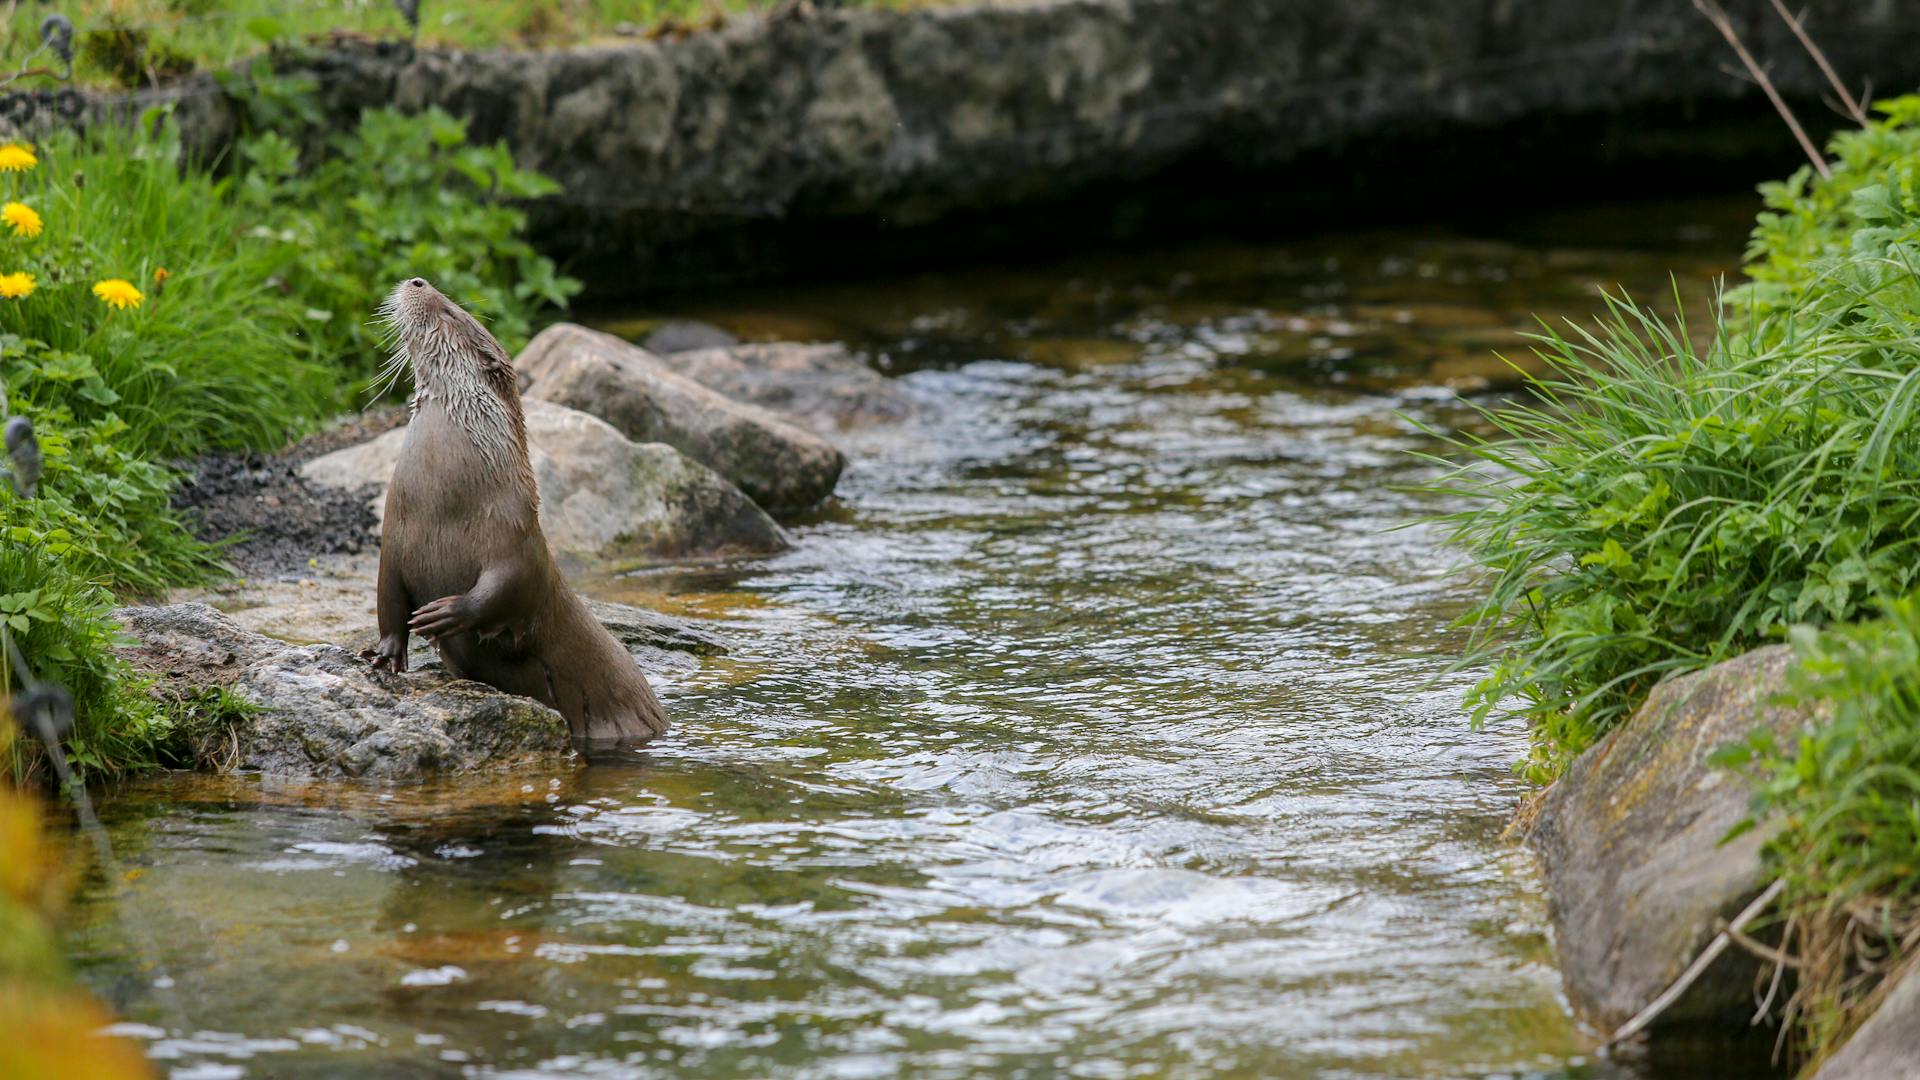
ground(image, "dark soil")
xmin=172 ymin=408 xmax=407 ymax=579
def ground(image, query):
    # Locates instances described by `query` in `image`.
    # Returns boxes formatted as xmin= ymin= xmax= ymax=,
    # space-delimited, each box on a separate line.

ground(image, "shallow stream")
xmin=75 ymin=196 xmax=1765 ymax=1079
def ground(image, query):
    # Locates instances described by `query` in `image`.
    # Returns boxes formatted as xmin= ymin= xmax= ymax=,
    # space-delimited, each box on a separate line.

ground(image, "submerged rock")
xmin=642 ymin=319 xmax=740 ymax=354
xmin=1526 ymin=645 xmax=1814 ymax=1034
xmin=300 ymin=399 xmax=787 ymax=563
xmin=665 ymin=342 xmax=915 ymax=432
xmin=1812 ymin=966 xmax=1920 ymax=1079
xmin=517 ymin=324 xmax=844 ymax=513
xmin=114 ymin=603 xmax=574 ymax=780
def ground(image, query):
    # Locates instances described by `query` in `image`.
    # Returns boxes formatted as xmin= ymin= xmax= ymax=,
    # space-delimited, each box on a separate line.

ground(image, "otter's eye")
xmin=409 ymin=278 xmax=425 ymax=288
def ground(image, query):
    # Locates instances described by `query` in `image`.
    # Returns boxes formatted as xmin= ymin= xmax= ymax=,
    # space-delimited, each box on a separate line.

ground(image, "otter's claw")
xmin=362 ymin=634 xmax=408 ymax=673
xmin=409 ymin=596 xmax=471 ymax=641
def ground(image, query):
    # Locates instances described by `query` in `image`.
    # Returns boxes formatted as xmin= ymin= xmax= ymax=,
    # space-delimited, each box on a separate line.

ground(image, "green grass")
xmin=1 ymin=120 xmax=335 ymax=459
xmin=2 ymin=0 xmax=923 ymax=89
xmin=1429 ymin=278 xmax=1920 ymax=781
xmin=1 ymin=97 xmax=578 ymax=781
xmin=1433 ymin=96 xmax=1920 ymax=782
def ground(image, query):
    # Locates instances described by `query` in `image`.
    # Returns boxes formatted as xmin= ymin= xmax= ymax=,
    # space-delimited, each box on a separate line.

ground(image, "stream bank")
xmin=63 ymin=0 xmax=1920 ymax=291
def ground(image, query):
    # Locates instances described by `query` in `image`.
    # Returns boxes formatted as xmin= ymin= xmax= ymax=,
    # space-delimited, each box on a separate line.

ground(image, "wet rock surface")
xmin=174 ymin=553 xmax=725 ymax=672
xmin=1526 ymin=645 xmax=1816 ymax=1034
xmin=300 ymin=398 xmax=789 ymax=562
xmin=518 ymin=324 xmax=844 ymax=513
xmin=664 ymin=341 xmax=915 ymax=432
xmin=114 ymin=603 xmax=576 ymax=780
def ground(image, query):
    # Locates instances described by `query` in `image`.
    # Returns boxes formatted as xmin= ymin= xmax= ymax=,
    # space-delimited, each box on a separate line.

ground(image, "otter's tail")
xmin=545 ymin=595 xmax=669 ymax=747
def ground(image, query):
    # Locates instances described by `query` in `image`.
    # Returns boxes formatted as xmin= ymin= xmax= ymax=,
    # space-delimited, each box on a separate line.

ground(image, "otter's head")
xmin=374 ymin=277 xmax=527 ymax=467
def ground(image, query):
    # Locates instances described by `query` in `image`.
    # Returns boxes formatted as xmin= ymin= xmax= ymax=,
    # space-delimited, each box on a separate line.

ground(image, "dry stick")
xmin=1752 ymin=915 xmax=1795 ymax=1026
xmin=1766 ymin=0 xmax=1868 ymax=126
xmin=1606 ymin=878 xmax=1787 ymax=1048
xmin=1692 ymin=0 xmax=1830 ymax=179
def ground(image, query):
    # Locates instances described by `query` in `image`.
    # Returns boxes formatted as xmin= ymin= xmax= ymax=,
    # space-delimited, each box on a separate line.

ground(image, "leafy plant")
xmin=1742 ymin=95 xmax=1920 ymax=318
xmin=1429 ymin=274 xmax=1920 ymax=781
xmin=1714 ymin=597 xmax=1920 ymax=1066
xmin=234 ymin=105 xmax=580 ymax=370
xmin=0 ymin=536 xmax=174 ymax=781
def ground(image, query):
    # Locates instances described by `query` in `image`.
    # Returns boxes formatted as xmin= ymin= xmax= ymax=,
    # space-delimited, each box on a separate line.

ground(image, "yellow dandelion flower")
xmin=0 ymin=144 xmax=37 ymax=172
xmin=2 ymin=202 xmax=42 ymax=238
xmin=0 ymin=272 xmax=34 ymax=299
xmin=93 ymin=279 xmax=143 ymax=310
xmin=152 ymin=267 xmax=169 ymax=284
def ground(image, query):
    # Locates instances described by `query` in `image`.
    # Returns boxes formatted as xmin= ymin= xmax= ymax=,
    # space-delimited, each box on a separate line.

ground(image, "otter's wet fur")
xmin=363 ymin=277 xmax=667 ymax=746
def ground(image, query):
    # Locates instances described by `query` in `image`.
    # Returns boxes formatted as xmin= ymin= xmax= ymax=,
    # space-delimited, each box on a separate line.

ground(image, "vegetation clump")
xmin=1440 ymin=95 xmax=1920 ymax=1064
xmin=1435 ymin=96 xmax=1920 ymax=782
xmin=1 ymin=100 xmax=576 ymax=781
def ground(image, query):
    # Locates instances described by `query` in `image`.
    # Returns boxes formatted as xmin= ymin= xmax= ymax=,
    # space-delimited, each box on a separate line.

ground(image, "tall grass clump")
xmin=1436 ymin=95 xmax=1920 ymax=782
xmin=1 ymin=116 xmax=334 ymax=456
xmin=3 ymin=100 xmax=576 ymax=781
xmin=1433 ymin=273 xmax=1920 ymax=782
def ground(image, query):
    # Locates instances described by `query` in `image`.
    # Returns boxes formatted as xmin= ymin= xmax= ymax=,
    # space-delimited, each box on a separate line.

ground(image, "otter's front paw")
xmin=361 ymin=634 xmax=408 ymax=673
xmin=409 ymin=596 xmax=472 ymax=642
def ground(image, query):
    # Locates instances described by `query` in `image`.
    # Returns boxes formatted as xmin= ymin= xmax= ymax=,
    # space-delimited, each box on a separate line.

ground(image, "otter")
xmin=361 ymin=277 xmax=667 ymax=747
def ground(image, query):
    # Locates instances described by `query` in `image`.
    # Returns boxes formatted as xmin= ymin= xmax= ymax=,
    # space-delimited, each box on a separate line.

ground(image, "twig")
xmin=1752 ymin=915 xmax=1795 ymax=1024
xmin=1767 ymin=0 xmax=1868 ymax=126
xmin=1728 ymin=918 xmax=1802 ymax=970
xmin=1605 ymin=878 xmax=1787 ymax=1047
xmin=1692 ymin=0 xmax=1830 ymax=179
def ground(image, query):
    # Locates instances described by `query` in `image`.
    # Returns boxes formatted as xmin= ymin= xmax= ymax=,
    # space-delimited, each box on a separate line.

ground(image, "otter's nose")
xmin=409 ymin=278 xmax=426 ymax=288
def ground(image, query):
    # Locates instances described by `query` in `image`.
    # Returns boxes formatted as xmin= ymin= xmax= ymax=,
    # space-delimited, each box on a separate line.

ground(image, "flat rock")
xmin=300 ymin=399 xmax=787 ymax=563
xmin=1811 ymin=965 xmax=1920 ymax=1080
xmin=1526 ymin=645 xmax=1816 ymax=1033
xmin=517 ymin=324 xmax=845 ymax=514
xmin=115 ymin=603 xmax=575 ymax=781
xmin=665 ymin=342 xmax=915 ymax=432
xmin=173 ymin=553 xmax=726 ymax=683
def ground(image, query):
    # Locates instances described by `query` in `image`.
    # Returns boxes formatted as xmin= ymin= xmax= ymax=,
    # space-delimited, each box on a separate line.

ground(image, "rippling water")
xmin=74 ymin=196 xmax=1765 ymax=1078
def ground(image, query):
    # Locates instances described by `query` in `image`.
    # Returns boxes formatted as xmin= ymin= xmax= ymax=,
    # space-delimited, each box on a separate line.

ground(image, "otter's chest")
xmin=384 ymin=406 xmax=535 ymax=587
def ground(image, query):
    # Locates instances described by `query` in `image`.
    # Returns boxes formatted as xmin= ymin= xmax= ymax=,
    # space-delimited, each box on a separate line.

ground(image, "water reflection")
xmin=73 ymin=195 xmax=1773 ymax=1078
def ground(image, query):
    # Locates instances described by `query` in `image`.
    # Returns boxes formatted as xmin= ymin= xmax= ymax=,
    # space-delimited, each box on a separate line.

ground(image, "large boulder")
xmin=517 ymin=324 xmax=844 ymax=513
xmin=665 ymin=342 xmax=916 ymax=432
xmin=1526 ymin=645 xmax=1816 ymax=1033
xmin=115 ymin=604 xmax=575 ymax=780
xmin=299 ymin=399 xmax=787 ymax=563
xmin=1812 ymin=967 xmax=1920 ymax=1079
